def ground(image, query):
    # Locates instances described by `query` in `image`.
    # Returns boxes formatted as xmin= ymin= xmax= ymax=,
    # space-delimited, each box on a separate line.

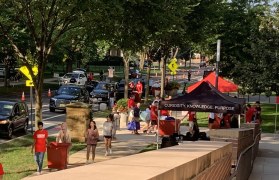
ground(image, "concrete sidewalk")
xmin=249 ymin=133 xmax=279 ymax=180
xmin=24 ymin=118 xmax=159 ymax=179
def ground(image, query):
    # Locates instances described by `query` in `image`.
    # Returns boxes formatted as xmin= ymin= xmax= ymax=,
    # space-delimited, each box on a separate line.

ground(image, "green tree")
xmin=0 ymin=0 xmax=89 ymax=128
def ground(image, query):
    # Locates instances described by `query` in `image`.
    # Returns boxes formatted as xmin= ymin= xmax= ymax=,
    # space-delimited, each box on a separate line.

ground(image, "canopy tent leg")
xmin=238 ymin=114 xmax=241 ymax=129
xmin=157 ymin=110 xmax=160 ymax=150
xmin=274 ymin=104 xmax=278 ymax=139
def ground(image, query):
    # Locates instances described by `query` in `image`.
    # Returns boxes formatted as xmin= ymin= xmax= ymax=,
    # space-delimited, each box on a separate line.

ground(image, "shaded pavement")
xmin=249 ymin=133 xmax=279 ymax=180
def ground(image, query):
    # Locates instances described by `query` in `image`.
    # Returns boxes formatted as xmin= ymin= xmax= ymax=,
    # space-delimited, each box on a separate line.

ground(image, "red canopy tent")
xmin=187 ymin=71 xmax=238 ymax=93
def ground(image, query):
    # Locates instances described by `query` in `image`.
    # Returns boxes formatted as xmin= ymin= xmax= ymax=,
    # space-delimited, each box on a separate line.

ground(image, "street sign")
xmin=167 ymin=58 xmax=178 ymax=74
xmin=19 ymin=66 xmax=38 ymax=80
xmin=26 ymin=80 xmax=34 ymax=87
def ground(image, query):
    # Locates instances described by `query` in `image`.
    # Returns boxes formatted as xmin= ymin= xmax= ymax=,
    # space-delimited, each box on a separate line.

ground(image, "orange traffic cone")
xmin=48 ymin=89 xmax=51 ymax=97
xmin=21 ymin=92 xmax=25 ymax=101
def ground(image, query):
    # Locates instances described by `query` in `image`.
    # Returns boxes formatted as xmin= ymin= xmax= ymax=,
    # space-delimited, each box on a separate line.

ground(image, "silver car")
xmin=59 ymin=72 xmax=87 ymax=86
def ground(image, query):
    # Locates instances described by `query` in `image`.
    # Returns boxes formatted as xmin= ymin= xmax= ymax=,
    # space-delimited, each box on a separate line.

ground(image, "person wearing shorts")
xmin=103 ymin=115 xmax=114 ymax=156
xmin=85 ymin=120 xmax=99 ymax=163
xmin=150 ymin=102 xmax=158 ymax=133
xmin=208 ymin=112 xmax=215 ymax=129
xmin=182 ymin=111 xmax=196 ymax=135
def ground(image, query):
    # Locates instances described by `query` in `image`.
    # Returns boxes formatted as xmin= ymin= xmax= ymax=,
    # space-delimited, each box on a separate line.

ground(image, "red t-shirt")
xmin=33 ymin=129 xmax=48 ymax=152
xmin=0 ymin=163 xmax=4 ymax=175
xmin=188 ymin=111 xmax=196 ymax=121
xmin=246 ymin=107 xmax=255 ymax=123
xmin=150 ymin=105 xmax=158 ymax=121
xmin=160 ymin=109 xmax=169 ymax=116
xmin=136 ymin=83 xmax=143 ymax=93
xmin=127 ymin=98 xmax=135 ymax=108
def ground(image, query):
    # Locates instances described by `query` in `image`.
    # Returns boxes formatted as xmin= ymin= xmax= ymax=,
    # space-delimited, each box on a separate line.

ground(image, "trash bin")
xmin=47 ymin=142 xmax=71 ymax=170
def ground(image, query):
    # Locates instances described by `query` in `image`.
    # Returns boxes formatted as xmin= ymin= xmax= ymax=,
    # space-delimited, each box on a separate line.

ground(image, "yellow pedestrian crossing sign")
xmin=167 ymin=58 xmax=178 ymax=75
xmin=26 ymin=80 xmax=34 ymax=87
xmin=19 ymin=66 xmax=38 ymax=81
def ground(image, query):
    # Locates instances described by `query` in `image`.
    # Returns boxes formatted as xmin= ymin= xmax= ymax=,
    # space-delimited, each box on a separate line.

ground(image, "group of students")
xmin=28 ymin=113 xmax=120 ymax=175
xmin=205 ymin=101 xmax=262 ymax=130
xmin=127 ymin=95 xmax=174 ymax=135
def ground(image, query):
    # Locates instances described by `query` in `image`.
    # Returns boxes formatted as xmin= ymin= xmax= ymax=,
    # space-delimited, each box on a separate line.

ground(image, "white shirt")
xmin=103 ymin=121 xmax=113 ymax=136
xmin=108 ymin=68 xmax=114 ymax=78
xmin=209 ymin=112 xmax=215 ymax=119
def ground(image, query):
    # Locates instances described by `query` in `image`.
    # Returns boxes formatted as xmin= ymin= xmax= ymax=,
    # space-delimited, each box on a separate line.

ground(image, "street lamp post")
xmin=215 ymin=40 xmax=221 ymax=89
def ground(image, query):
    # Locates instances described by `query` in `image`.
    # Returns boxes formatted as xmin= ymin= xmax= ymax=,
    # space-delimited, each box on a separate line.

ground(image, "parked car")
xmin=89 ymin=82 xmax=118 ymax=104
xmin=0 ymin=101 xmax=29 ymax=139
xmin=60 ymin=72 xmax=87 ymax=86
xmin=115 ymin=80 xmax=132 ymax=101
xmin=49 ymin=85 xmax=89 ymax=112
xmin=129 ymin=69 xmax=141 ymax=79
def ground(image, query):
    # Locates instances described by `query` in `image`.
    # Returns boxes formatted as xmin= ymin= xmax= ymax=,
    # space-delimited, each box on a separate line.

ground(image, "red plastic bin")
xmin=159 ymin=120 xmax=180 ymax=136
xmin=47 ymin=142 xmax=71 ymax=170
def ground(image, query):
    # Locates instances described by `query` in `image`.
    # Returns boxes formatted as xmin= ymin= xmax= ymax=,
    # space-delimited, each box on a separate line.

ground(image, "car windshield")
xmin=95 ymin=83 xmax=110 ymax=90
xmin=0 ymin=103 xmax=13 ymax=116
xmin=64 ymin=73 xmax=78 ymax=79
xmin=57 ymin=87 xmax=81 ymax=96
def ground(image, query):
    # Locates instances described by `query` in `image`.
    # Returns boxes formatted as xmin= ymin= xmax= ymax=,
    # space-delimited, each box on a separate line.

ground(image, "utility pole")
xmin=215 ymin=40 xmax=221 ymax=89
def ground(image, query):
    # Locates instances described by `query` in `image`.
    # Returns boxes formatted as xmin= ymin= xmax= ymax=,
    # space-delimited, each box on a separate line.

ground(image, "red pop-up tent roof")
xmin=188 ymin=71 xmax=238 ymax=93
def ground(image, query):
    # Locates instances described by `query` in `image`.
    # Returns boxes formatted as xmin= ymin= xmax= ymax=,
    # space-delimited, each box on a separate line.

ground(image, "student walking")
xmin=56 ymin=123 xmax=71 ymax=164
xmin=133 ymin=103 xmax=141 ymax=135
xmin=103 ymin=115 xmax=114 ymax=156
xmin=85 ymin=120 xmax=99 ymax=164
xmin=31 ymin=122 xmax=48 ymax=175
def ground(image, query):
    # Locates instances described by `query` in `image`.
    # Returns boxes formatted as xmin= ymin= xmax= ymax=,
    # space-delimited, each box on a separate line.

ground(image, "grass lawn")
xmin=0 ymin=135 xmax=86 ymax=180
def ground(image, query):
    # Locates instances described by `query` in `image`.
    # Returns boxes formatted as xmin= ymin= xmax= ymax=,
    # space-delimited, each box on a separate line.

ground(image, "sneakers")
xmin=109 ymin=148 xmax=112 ymax=154
xmin=86 ymin=160 xmax=90 ymax=164
xmin=105 ymin=151 xmax=108 ymax=156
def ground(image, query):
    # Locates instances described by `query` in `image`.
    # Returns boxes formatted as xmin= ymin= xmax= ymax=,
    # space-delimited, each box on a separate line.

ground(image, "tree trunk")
xmin=66 ymin=58 xmax=73 ymax=73
xmin=34 ymin=50 xmax=47 ymax=130
xmin=160 ymin=56 xmax=167 ymax=98
xmin=139 ymin=52 xmax=145 ymax=70
xmin=123 ymin=52 xmax=130 ymax=99
xmin=144 ymin=61 xmax=151 ymax=104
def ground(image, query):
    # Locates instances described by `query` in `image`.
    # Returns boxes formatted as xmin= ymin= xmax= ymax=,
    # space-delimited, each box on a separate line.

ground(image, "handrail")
xmin=229 ymin=130 xmax=261 ymax=179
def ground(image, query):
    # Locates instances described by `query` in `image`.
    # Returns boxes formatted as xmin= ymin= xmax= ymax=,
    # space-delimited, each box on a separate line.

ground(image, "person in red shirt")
xmin=136 ymin=80 xmax=143 ymax=101
xmin=0 ymin=163 xmax=4 ymax=180
xmin=245 ymin=104 xmax=255 ymax=123
xmin=182 ymin=111 xmax=196 ymax=135
xmin=150 ymin=101 xmax=159 ymax=132
xmin=31 ymin=122 xmax=48 ymax=175
xmin=127 ymin=95 xmax=135 ymax=121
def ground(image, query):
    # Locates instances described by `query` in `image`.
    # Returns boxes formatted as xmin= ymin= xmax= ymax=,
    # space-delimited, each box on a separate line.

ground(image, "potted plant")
xmin=165 ymin=81 xmax=180 ymax=96
xmin=113 ymin=98 xmax=129 ymax=128
xmin=113 ymin=98 xmax=129 ymax=113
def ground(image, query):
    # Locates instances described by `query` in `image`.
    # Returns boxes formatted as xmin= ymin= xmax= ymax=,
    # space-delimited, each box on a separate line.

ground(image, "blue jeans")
xmin=35 ymin=152 xmax=45 ymax=172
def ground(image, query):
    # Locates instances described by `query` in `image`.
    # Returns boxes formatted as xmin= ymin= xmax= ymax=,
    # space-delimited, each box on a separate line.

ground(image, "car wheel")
xmin=50 ymin=107 xmax=55 ymax=112
xmin=23 ymin=121 xmax=28 ymax=134
xmin=7 ymin=126 xmax=13 ymax=139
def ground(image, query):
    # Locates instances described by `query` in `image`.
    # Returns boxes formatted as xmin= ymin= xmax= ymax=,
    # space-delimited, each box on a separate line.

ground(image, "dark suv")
xmin=49 ymin=85 xmax=89 ymax=112
xmin=0 ymin=101 xmax=29 ymax=139
xmin=89 ymin=82 xmax=118 ymax=104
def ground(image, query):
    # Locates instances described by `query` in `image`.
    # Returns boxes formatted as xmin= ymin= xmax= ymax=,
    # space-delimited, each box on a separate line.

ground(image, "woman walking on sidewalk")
xmin=103 ymin=115 xmax=114 ymax=156
xmin=85 ymin=120 xmax=99 ymax=164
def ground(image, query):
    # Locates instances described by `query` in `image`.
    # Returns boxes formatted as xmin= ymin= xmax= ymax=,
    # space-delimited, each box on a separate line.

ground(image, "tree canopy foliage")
xmin=1 ymin=0 xmax=279 ymax=125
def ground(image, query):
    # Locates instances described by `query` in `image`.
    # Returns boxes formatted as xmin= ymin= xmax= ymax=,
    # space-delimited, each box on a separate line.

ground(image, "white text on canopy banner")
xmin=163 ymin=104 xmax=235 ymax=111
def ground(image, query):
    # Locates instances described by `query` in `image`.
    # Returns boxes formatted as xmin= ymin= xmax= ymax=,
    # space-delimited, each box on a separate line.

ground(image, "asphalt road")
xmin=0 ymin=104 xmax=66 ymax=144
